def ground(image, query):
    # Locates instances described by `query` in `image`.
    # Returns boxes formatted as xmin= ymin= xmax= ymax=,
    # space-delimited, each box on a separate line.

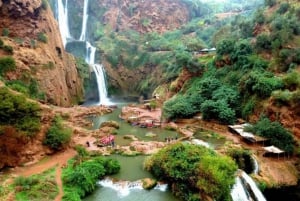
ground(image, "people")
xmin=86 ymin=141 xmax=90 ymax=147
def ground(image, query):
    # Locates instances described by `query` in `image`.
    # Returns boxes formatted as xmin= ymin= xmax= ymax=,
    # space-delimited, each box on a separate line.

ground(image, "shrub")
xmin=200 ymin=99 xmax=236 ymax=124
xmin=282 ymin=71 xmax=300 ymax=90
xmin=250 ymin=116 xmax=294 ymax=153
xmin=255 ymin=33 xmax=272 ymax=51
xmin=37 ymin=32 xmax=48 ymax=43
xmin=41 ymin=0 xmax=48 ymax=10
xmin=277 ymin=3 xmax=290 ymax=14
xmin=163 ymin=95 xmax=194 ymax=120
xmin=144 ymin=143 xmax=237 ymax=201
xmin=216 ymin=39 xmax=235 ymax=56
xmin=227 ymin=148 xmax=255 ymax=174
xmin=43 ymin=115 xmax=72 ymax=150
xmin=264 ymin=0 xmax=276 ymax=7
xmin=2 ymin=45 xmax=13 ymax=54
xmin=0 ymin=87 xmax=41 ymax=135
xmin=272 ymin=90 xmax=293 ymax=105
xmin=0 ymin=57 xmax=15 ymax=75
xmin=62 ymin=157 xmax=120 ymax=198
xmin=0 ymin=38 xmax=3 ymax=47
xmin=2 ymin=28 xmax=9 ymax=36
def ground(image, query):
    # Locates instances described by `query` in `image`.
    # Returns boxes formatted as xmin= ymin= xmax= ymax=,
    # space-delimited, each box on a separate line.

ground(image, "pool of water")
xmin=83 ymin=155 xmax=181 ymax=201
xmin=91 ymin=105 xmax=180 ymax=146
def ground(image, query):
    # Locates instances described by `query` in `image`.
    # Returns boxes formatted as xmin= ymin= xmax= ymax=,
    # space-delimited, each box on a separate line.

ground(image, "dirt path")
xmin=10 ymin=149 xmax=77 ymax=201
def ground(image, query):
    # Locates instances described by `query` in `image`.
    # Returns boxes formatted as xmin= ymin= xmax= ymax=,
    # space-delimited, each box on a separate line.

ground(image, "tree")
xmin=216 ymin=39 xmax=235 ymax=56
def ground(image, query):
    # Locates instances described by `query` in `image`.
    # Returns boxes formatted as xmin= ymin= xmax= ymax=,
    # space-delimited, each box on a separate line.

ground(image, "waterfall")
xmin=252 ymin=156 xmax=259 ymax=175
xmin=98 ymin=178 xmax=168 ymax=198
xmin=56 ymin=0 xmax=111 ymax=105
xmin=79 ymin=0 xmax=89 ymax=41
xmin=57 ymin=0 xmax=71 ymax=47
xmin=85 ymin=42 xmax=110 ymax=105
xmin=231 ymin=170 xmax=267 ymax=201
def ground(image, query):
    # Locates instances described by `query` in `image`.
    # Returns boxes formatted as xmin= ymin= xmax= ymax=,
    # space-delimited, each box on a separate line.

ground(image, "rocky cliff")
xmin=98 ymin=0 xmax=190 ymax=34
xmin=0 ymin=0 xmax=83 ymax=106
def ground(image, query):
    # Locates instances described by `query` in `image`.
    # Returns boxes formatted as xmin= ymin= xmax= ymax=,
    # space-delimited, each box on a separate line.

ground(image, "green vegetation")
xmin=247 ymin=116 xmax=294 ymax=153
xmin=0 ymin=87 xmax=41 ymax=136
xmin=0 ymin=57 xmax=16 ymax=75
xmin=14 ymin=168 xmax=58 ymax=201
xmin=2 ymin=28 xmax=9 ymax=36
xmin=43 ymin=115 xmax=72 ymax=150
xmin=62 ymin=156 xmax=120 ymax=200
xmin=6 ymin=79 xmax=45 ymax=100
xmin=37 ymin=32 xmax=48 ymax=43
xmin=144 ymin=143 xmax=237 ymax=201
xmin=227 ymin=148 xmax=254 ymax=174
xmin=41 ymin=0 xmax=48 ymax=10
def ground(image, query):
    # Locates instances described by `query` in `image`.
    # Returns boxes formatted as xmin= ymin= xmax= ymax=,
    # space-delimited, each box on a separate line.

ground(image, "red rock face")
xmin=96 ymin=0 xmax=190 ymax=34
xmin=0 ymin=0 xmax=83 ymax=106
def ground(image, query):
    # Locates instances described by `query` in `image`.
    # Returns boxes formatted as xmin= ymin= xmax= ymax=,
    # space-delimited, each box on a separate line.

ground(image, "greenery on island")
xmin=0 ymin=87 xmax=41 ymax=136
xmin=247 ymin=116 xmax=294 ymax=153
xmin=13 ymin=168 xmax=58 ymax=201
xmin=43 ymin=115 xmax=72 ymax=150
xmin=144 ymin=143 xmax=237 ymax=201
xmin=62 ymin=155 xmax=120 ymax=200
xmin=227 ymin=148 xmax=254 ymax=174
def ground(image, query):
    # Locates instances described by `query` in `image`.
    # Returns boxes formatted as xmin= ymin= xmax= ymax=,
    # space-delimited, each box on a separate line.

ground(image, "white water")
xmin=231 ymin=177 xmax=251 ymax=201
xmin=57 ymin=0 xmax=71 ymax=47
xmin=252 ymin=156 xmax=259 ymax=175
xmin=231 ymin=170 xmax=267 ymax=201
xmin=85 ymin=42 xmax=110 ymax=105
xmin=98 ymin=178 xmax=167 ymax=198
xmin=241 ymin=171 xmax=267 ymax=201
xmin=56 ymin=0 xmax=111 ymax=105
xmin=79 ymin=0 xmax=89 ymax=41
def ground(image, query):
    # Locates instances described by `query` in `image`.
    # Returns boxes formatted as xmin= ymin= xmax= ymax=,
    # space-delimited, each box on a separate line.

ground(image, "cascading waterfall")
xmin=56 ymin=0 xmax=111 ymax=105
xmin=98 ymin=177 xmax=168 ymax=198
xmin=79 ymin=0 xmax=89 ymax=41
xmin=57 ymin=0 xmax=71 ymax=47
xmin=231 ymin=170 xmax=267 ymax=201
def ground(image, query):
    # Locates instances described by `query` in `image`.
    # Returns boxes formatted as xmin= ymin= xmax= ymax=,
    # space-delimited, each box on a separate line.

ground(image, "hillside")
xmin=0 ymin=0 xmax=83 ymax=106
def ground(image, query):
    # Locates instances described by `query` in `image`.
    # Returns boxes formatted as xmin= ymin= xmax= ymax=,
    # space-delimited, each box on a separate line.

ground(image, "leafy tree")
xmin=250 ymin=116 xmax=294 ymax=153
xmin=163 ymin=95 xmax=194 ymax=120
xmin=255 ymin=33 xmax=272 ymax=51
xmin=62 ymin=157 xmax=120 ymax=199
xmin=144 ymin=143 xmax=237 ymax=201
xmin=264 ymin=0 xmax=276 ymax=7
xmin=277 ymin=2 xmax=290 ymax=14
xmin=200 ymin=99 xmax=236 ymax=124
xmin=216 ymin=39 xmax=235 ymax=56
xmin=43 ymin=115 xmax=71 ymax=150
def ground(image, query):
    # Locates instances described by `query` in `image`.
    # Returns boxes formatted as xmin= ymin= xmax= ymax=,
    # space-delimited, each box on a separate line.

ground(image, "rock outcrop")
xmin=0 ymin=0 xmax=83 ymax=106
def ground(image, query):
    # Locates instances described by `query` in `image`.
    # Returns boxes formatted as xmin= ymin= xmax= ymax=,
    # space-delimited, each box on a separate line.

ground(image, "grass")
xmin=14 ymin=167 xmax=58 ymax=201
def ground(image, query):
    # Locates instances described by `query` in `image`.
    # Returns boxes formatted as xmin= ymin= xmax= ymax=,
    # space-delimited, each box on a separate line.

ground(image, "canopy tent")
xmin=228 ymin=124 xmax=268 ymax=144
xmin=263 ymin=146 xmax=284 ymax=154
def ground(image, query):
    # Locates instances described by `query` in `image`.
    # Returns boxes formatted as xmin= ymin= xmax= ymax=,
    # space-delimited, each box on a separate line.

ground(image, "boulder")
xmin=100 ymin=121 xmax=120 ymax=129
xmin=142 ymin=178 xmax=157 ymax=190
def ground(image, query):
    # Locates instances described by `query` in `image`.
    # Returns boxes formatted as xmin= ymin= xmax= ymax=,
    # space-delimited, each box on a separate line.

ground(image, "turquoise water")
xmin=83 ymin=104 xmax=182 ymax=201
xmin=91 ymin=106 xmax=180 ymax=146
xmin=83 ymin=155 xmax=181 ymax=201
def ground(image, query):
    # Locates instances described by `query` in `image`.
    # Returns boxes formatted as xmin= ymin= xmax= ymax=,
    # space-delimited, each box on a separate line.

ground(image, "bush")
xmin=255 ymin=33 xmax=272 ymax=51
xmin=2 ymin=45 xmax=13 ymax=54
xmin=163 ymin=95 xmax=195 ymax=120
xmin=264 ymin=0 xmax=276 ymax=7
xmin=250 ymin=116 xmax=294 ymax=153
xmin=43 ymin=115 xmax=72 ymax=150
xmin=0 ymin=57 xmax=15 ymax=75
xmin=216 ymin=39 xmax=235 ymax=56
xmin=37 ymin=32 xmax=48 ymax=43
xmin=277 ymin=3 xmax=290 ymax=14
xmin=0 ymin=87 xmax=41 ymax=135
xmin=272 ymin=90 xmax=293 ymax=105
xmin=41 ymin=0 xmax=48 ymax=10
xmin=144 ymin=143 xmax=237 ymax=201
xmin=0 ymin=38 xmax=3 ymax=47
xmin=62 ymin=157 xmax=120 ymax=198
xmin=2 ymin=28 xmax=9 ymax=36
